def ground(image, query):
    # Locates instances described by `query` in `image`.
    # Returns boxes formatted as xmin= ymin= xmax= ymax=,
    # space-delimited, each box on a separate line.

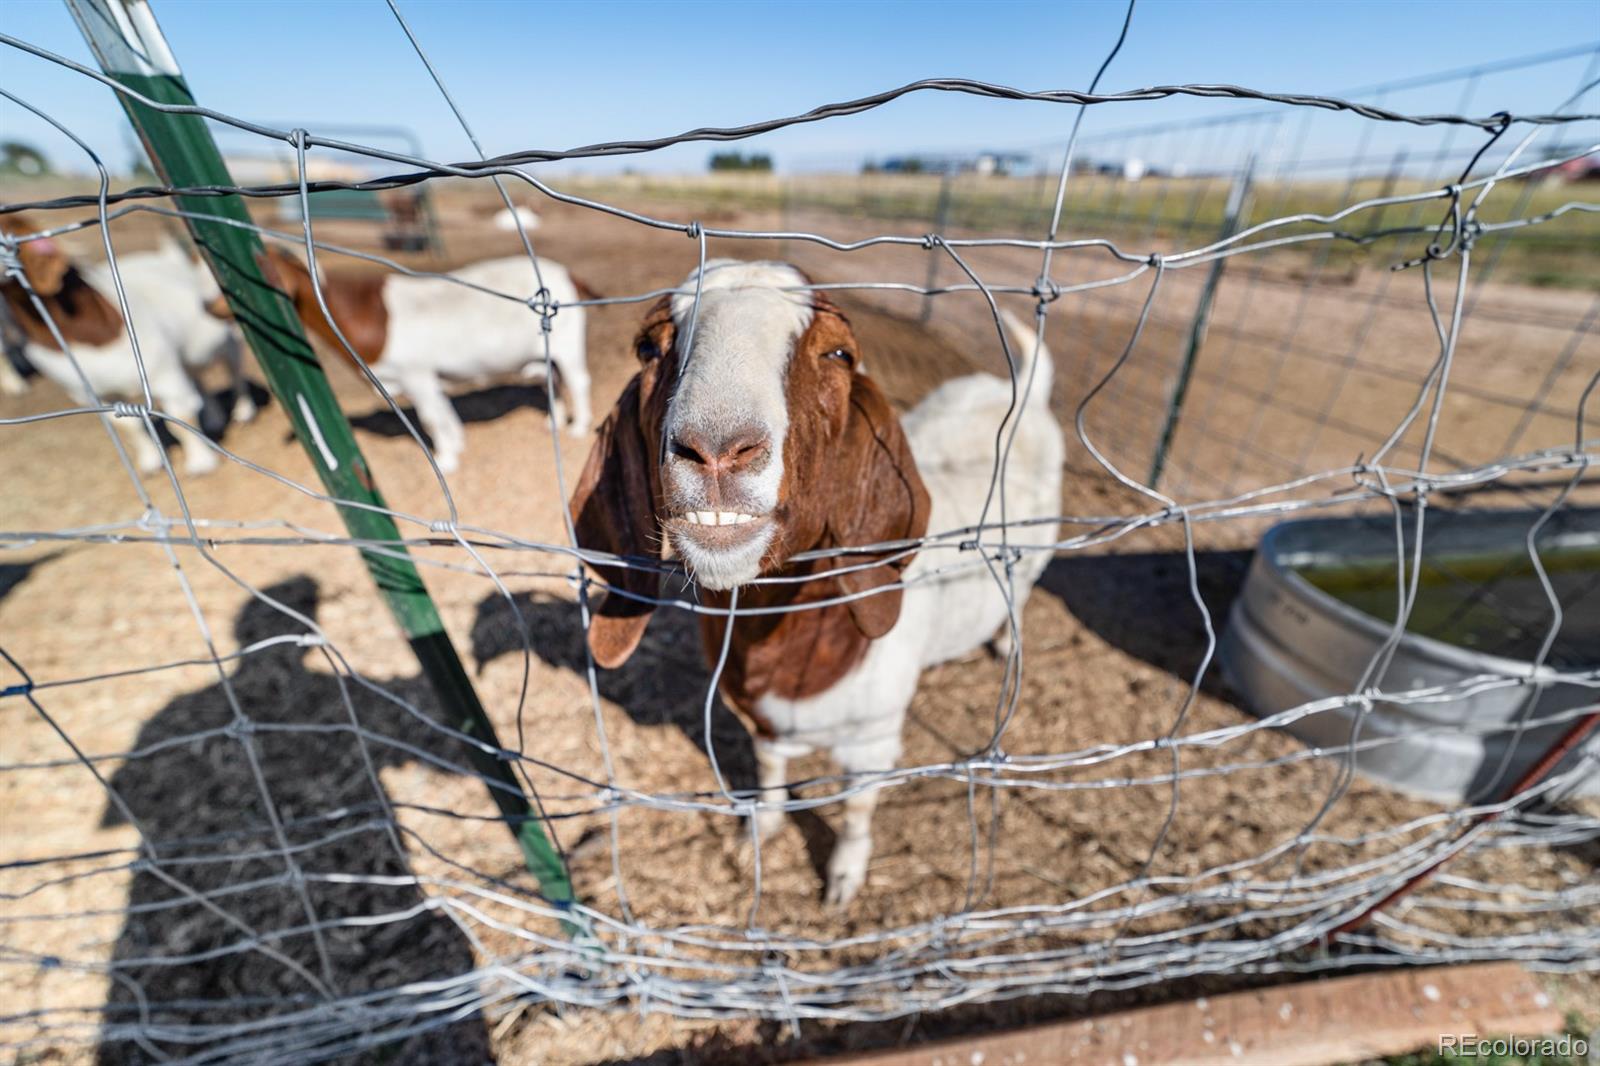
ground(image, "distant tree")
xmin=0 ymin=141 xmax=51 ymax=177
xmin=709 ymin=151 xmax=773 ymax=172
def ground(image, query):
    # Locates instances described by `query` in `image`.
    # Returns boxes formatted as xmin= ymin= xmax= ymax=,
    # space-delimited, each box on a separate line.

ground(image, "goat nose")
xmin=670 ymin=426 xmax=771 ymax=476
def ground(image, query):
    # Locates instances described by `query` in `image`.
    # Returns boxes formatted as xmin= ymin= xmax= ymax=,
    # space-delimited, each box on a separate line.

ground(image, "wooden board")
xmin=808 ymin=963 xmax=1562 ymax=1066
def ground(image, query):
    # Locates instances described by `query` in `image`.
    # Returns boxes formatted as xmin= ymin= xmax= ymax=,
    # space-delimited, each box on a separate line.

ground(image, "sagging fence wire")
xmin=2 ymin=0 xmax=1599 ymax=1061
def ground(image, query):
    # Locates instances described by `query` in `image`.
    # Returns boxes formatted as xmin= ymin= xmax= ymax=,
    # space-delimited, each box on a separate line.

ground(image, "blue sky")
xmin=2 ymin=0 xmax=1597 ymax=178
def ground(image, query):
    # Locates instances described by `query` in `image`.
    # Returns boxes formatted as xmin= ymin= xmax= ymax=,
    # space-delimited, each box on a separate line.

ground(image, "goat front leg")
xmin=753 ymin=741 xmax=789 ymax=842
xmin=825 ymin=731 xmax=902 ymax=907
xmin=824 ymin=784 xmax=882 ymax=908
xmin=156 ymin=375 xmax=218 ymax=477
xmin=113 ymin=410 xmax=165 ymax=475
xmin=0 ymin=355 xmax=28 ymax=397
xmin=559 ymin=358 xmax=592 ymax=438
xmin=401 ymin=374 xmax=464 ymax=474
xmin=520 ymin=356 xmax=568 ymax=432
xmin=223 ymin=331 xmax=256 ymax=423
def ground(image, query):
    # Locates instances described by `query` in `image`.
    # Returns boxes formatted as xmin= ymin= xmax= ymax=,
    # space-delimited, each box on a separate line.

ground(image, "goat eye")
xmin=824 ymin=347 xmax=854 ymax=366
xmin=637 ymin=338 xmax=662 ymax=362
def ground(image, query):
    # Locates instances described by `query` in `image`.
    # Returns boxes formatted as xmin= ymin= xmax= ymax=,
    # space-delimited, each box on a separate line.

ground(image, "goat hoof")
xmin=754 ymin=808 xmax=785 ymax=842
xmin=0 ymin=379 xmax=27 ymax=398
xmin=824 ymin=837 xmax=871 ymax=908
xmin=824 ymin=868 xmax=865 ymax=908
xmin=184 ymin=454 xmax=219 ymax=477
xmin=232 ymin=399 xmax=258 ymax=424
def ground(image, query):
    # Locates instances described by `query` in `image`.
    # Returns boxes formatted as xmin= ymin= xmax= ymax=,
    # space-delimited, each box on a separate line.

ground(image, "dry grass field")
xmin=2 ymin=174 xmax=1597 ymax=1064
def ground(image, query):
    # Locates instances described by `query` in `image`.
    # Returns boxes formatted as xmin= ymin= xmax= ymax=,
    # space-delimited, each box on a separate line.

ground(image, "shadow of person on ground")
xmin=470 ymin=590 xmax=758 ymax=787
xmin=472 ymin=591 xmax=887 ymax=889
xmin=95 ymin=577 xmax=493 ymax=1065
xmin=0 ymin=552 xmax=61 ymax=607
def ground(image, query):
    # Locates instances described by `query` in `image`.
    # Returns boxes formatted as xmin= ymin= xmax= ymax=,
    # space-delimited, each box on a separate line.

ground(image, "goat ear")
xmin=569 ymin=373 xmax=661 ymax=668
xmin=19 ymin=235 xmax=71 ymax=298
xmin=828 ymin=375 xmax=930 ymax=639
xmin=255 ymin=247 xmax=293 ymax=292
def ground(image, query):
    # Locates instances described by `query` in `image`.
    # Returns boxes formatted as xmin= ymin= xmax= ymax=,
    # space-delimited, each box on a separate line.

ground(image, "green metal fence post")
xmin=65 ymin=0 xmax=573 ymax=907
xmin=1147 ymin=157 xmax=1255 ymax=490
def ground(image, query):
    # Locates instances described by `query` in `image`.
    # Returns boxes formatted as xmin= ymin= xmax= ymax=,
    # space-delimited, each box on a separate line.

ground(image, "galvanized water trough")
xmin=1219 ymin=507 xmax=1600 ymax=803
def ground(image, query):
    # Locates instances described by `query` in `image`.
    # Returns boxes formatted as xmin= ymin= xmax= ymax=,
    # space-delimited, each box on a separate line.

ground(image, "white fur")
xmin=15 ymin=241 xmax=253 ymax=476
xmin=491 ymin=206 xmax=541 ymax=233
xmin=663 ymin=261 xmax=812 ymax=589
xmin=629 ymin=263 xmax=1063 ymax=902
xmin=0 ymin=354 xmax=26 ymax=397
xmin=716 ymin=293 xmax=1065 ymax=905
xmin=364 ymin=255 xmax=591 ymax=472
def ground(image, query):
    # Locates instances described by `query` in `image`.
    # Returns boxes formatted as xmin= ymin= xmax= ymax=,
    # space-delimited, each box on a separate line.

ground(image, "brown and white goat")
xmin=255 ymin=245 xmax=592 ymax=473
xmin=0 ymin=216 xmax=247 ymax=476
xmin=570 ymin=260 xmax=1063 ymax=905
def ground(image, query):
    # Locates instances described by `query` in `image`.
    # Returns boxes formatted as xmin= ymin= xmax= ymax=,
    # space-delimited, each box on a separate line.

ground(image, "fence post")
xmin=778 ymin=173 xmax=792 ymax=262
xmin=920 ymin=169 xmax=955 ymax=324
xmin=65 ymin=0 xmax=574 ymax=908
xmin=1147 ymin=157 xmax=1254 ymax=490
xmin=1366 ymin=146 xmax=1408 ymax=236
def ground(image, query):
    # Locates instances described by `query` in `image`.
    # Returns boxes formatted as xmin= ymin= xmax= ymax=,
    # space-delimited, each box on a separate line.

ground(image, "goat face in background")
xmin=1 ymin=215 xmax=70 ymax=299
xmin=571 ymin=259 xmax=930 ymax=669
xmin=0 ymin=216 xmax=236 ymax=476
xmin=0 ymin=214 xmax=125 ymax=351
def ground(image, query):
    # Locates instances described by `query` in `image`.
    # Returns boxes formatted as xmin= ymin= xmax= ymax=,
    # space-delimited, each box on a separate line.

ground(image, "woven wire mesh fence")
xmin=2 ymin=3 xmax=1599 ymax=1062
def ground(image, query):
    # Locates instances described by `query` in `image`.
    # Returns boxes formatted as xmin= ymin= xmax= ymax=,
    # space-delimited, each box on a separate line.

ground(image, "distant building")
xmin=223 ymin=156 xmax=372 ymax=185
xmin=873 ymin=151 xmax=1033 ymax=176
xmin=1087 ymin=157 xmax=1154 ymax=182
xmin=1549 ymin=155 xmax=1600 ymax=182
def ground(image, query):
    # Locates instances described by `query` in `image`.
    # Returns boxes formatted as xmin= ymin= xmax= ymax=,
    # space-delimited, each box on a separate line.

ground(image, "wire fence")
xmin=2 ymin=3 xmax=1599 ymax=1063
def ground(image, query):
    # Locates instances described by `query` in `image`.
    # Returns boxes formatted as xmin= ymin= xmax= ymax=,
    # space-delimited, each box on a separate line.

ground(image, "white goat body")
xmin=15 ymin=240 xmax=249 ymax=475
xmin=574 ymin=258 xmax=1064 ymax=906
xmin=288 ymin=253 xmax=591 ymax=473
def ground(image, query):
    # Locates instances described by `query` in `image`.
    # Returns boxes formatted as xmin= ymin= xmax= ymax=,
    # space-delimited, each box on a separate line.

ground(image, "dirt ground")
xmin=1 ymin=180 xmax=1596 ymax=1064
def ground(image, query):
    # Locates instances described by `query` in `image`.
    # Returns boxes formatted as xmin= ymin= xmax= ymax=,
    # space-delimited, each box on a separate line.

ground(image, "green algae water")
xmin=1295 ymin=546 xmax=1600 ymax=669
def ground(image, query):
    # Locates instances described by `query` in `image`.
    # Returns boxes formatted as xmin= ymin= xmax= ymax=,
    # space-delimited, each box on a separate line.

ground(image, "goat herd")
xmin=1 ymin=220 xmax=1067 ymax=905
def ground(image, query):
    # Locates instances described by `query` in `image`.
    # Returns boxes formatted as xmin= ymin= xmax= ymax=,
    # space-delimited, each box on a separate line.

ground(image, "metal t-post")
xmin=921 ymin=169 xmax=955 ymax=324
xmin=1148 ymin=157 xmax=1255 ymax=490
xmin=65 ymin=0 xmax=573 ymax=907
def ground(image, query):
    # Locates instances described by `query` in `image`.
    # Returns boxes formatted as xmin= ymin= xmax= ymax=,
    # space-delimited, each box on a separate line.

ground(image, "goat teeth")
xmin=683 ymin=511 xmax=760 ymax=527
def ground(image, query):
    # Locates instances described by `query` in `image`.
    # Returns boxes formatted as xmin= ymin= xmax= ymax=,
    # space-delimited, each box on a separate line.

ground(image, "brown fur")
xmin=256 ymin=246 xmax=389 ymax=365
xmin=0 ymin=214 xmax=125 ymax=350
xmin=569 ymin=298 xmax=675 ymax=669
xmin=569 ymin=288 xmax=930 ymax=735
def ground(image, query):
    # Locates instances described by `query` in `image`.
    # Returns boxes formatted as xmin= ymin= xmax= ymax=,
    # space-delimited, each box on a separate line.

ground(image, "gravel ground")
xmin=1 ymin=184 xmax=1595 ymax=1064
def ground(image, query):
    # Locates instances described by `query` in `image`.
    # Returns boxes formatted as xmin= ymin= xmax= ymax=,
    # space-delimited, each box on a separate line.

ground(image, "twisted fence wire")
xmin=2 ymin=6 xmax=1599 ymax=1063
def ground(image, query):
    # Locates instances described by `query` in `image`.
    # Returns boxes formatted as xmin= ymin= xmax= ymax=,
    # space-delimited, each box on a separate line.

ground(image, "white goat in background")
xmin=0 ymin=219 xmax=254 ymax=476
